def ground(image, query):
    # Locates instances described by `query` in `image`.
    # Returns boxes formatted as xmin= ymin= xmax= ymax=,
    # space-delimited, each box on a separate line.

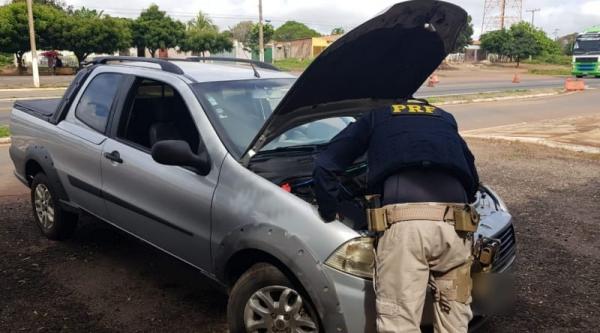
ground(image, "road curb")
xmin=463 ymin=134 xmax=600 ymax=154
xmin=0 ymin=137 xmax=10 ymax=145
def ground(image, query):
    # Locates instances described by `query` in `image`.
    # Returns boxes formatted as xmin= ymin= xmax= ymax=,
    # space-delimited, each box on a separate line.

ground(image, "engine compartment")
xmin=248 ymin=148 xmax=502 ymax=231
xmin=248 ymin=149 xmax=369 ymax=230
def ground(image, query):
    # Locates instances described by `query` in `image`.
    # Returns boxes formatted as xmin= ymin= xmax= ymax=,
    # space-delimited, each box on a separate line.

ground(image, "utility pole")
xmin=26 ymin=0 xmax=40 ymax=88
xmin=526 ymin=8 xmax=541 ymax=27
xmin=258 ymin=0 xmax=264 ymax=62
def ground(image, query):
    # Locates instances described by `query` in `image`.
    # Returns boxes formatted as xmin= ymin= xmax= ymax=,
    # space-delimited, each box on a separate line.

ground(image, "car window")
xmin=262 ymin=117 xmax=355 ymax=151
xmin=75 ymin=73 xmax=123 ymax=133
xmin=117 ymin=78 xmax=201 ymax=153
xmin=192 ymin=79 xmax=294 ymax=156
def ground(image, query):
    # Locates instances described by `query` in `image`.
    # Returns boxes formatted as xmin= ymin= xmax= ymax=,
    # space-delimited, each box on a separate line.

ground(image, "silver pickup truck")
xmin=9 ymin=1 xmax=516 ymax=332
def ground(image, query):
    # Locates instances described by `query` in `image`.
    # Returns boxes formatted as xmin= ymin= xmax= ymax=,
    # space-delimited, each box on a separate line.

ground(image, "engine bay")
xmin=248 ymin=148 xmax=502 ymax=231
xmin=248 ymin=149 xmax=370 ymax=230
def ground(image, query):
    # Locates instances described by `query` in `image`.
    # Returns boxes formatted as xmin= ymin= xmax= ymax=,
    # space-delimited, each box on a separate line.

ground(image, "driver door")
xmin=101 ymin=77 xmax=217 ymax=273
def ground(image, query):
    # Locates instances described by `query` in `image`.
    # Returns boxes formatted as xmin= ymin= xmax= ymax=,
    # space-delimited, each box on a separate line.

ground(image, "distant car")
xmin=9 ymin=1 xmax=516 ymax=332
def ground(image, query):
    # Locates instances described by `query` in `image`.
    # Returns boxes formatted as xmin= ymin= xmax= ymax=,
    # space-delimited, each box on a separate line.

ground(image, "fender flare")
xmin=215 ymin=223 xmax=348 ymax=333
xmin=23 ymin=144 xmax=71 ymax=205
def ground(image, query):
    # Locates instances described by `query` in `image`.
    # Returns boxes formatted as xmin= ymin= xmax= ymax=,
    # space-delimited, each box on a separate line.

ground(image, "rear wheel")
xmin=575 ymin=75 xmax=584 ymax=78
xmin=30 ymin=173 xmax=78 ymax=240
xmin=227 ymin=263 xmax=320 ymax=333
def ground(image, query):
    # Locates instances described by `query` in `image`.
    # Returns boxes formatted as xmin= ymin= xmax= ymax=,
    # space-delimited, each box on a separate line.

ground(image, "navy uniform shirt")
xmin=313 ymin=103 xmax=479 ymax=221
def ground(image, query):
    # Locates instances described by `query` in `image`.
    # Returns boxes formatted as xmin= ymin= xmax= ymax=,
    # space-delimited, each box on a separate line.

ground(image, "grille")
xmin=576 ymin=63 xmax=597 ymax=71
xmin=492 ymin=224 xmax=516 ymax=272
xmin=575 ymin=57 xmax=598 ymax=63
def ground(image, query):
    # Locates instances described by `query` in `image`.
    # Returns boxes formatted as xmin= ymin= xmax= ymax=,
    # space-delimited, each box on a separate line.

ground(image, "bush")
xmin=0 ymin=53 xmax=13 ymax=67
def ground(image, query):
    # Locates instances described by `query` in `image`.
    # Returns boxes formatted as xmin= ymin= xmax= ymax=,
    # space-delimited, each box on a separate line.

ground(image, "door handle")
xmin=104 ymin=151 xmax=123 ymax=164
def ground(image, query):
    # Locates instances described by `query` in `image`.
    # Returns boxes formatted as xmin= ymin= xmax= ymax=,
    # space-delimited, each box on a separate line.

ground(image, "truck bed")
xmin=13 ymin=98 xmax=61 ymax=123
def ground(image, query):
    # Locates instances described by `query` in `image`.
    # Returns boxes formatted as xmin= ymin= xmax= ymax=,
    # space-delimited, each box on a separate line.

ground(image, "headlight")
xmin=325 ymin=237 xmax=375 ymax=279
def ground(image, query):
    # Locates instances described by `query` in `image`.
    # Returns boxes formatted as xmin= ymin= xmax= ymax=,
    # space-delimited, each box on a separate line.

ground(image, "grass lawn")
xmin=0 ymin=126 xmax=10 ymax=138
xmin=273 ymin=58 xmax=313 ymax=72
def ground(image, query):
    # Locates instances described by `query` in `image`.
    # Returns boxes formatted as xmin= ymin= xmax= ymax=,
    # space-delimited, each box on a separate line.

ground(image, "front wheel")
xmin=227 ymin=263 xmax=320 ymax=333
xmin=575 ymin=75 xmax=584 ymax=78
xmin=30 ymin=173 xmax=78 ymax=240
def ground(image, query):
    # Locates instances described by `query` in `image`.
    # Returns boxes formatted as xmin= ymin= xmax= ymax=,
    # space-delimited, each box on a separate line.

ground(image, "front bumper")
xmin=324 ymin=214 xmax=516 ymax=333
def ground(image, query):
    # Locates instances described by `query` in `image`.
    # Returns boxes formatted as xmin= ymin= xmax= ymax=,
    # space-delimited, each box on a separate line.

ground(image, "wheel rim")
xmin=34 ymin=183 xmax=54 ymax=230
xmin=244 ymin=285 xmax=318 ymax=333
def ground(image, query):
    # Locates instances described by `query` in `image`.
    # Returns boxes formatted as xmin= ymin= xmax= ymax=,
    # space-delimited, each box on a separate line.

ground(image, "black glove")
xmin=318 ymin=208 xmax=337 ymax=222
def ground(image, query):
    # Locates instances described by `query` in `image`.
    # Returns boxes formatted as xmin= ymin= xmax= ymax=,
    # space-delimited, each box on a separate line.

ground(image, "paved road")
xmin=447 ymin=89 xmax=600 ymax=131
xmin=416 ymin=77 xmax=600 ymax=97
xmin=1 ymin=75 xmax=600 ymax=125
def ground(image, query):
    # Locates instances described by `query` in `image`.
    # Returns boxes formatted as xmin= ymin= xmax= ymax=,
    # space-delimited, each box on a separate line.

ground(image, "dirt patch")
xmin=464 ymin=115 xmax=600 ymax=154
xmin=1 ymin=139 xmax=599 ymax=332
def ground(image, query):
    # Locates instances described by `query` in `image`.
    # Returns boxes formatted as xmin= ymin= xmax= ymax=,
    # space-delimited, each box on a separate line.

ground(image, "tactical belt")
xmin=367 ymin=202 xmax=480 ymax=233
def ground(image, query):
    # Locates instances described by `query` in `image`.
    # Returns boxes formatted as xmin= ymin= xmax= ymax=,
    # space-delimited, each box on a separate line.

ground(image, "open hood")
xmin=243 ymin=0 xmax=467 ymax=162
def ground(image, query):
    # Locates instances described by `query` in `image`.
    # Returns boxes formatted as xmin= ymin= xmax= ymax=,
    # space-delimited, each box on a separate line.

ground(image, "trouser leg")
xmin=430 ymin=236 xmax=474 ymax=333
xmin=433 ymin=300 xmax=472 ymax=333
xmin=375 ymin=221 xmax=429 ymax=333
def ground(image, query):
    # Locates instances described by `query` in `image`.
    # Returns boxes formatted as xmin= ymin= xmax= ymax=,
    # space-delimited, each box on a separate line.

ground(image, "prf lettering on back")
xmin=391 ymin=104 xmax=436 ymax=114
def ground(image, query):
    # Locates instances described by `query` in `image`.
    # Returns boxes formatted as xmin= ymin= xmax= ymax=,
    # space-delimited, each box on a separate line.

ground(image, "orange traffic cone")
xmin=512 ymin=73 xmax=521 ymax=83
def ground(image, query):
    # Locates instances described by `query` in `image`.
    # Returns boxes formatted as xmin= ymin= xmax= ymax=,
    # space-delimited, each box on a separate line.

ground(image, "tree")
xmin=480 ymin=29 xmax=513 ymax=58
xmin=273 ymin=21 xmax=320 ymax=41
xmin=0 ymin=2 xmax=64 ymax=73
xmin=187 ymin=11 xmax=218 ymax=32
xmin=132 ymin=5 xmax=185 ymax=57
xmin=229 ymin=20 xmax=254 ymax=46
xmin=54 ymin=8 xmax=131 ymax=67
xmin=331 ymin=27 xmax=345 ymax=35
xmin=453 ymin=15 xmax=473 ymax=52
xmin=508 ymin=22 xmax=541 ymax=66
xmin=247 ymin=22 xmax=274 ymax=52
xmin=480 ymin=22 xmax=562 ymax=67
xmin=181 ymin=12 xmax=233 ymax=56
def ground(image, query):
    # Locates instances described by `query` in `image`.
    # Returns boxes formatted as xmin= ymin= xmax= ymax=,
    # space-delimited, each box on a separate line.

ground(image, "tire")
xmin=30 ymin=172 xmax=78 ymax=240
xmin=227 ymin=263 xmax=320 ymax=333
xmin=575 ymin=75 xmax=584 ymax=78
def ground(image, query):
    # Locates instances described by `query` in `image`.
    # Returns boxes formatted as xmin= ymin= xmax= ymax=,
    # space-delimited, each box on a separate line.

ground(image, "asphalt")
xmin=415 ymin=77 xmax=600 ymax=98
xmin=446 ymin=89 xmax=600 ymax=131
xmin=1 ymin=76 xmax=600 ymax=125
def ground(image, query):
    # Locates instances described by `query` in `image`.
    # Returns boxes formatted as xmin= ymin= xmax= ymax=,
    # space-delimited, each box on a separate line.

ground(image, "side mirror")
xmin=151 ymin=140 xmax=211 ymax=175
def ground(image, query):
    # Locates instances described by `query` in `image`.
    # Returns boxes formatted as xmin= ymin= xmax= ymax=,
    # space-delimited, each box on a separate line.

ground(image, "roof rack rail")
xmin=85 ymin=56 xmax=185 ymax=75
xmin=186 ymin=57 xmax=280 ymax=71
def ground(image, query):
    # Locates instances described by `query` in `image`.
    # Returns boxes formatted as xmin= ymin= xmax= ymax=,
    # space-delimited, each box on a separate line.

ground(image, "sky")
xmin=8 ymin=0 xmax=600 ymax=38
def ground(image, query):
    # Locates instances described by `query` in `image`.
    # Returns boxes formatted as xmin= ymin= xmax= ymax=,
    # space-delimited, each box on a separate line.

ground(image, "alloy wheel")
xmin=34 ymin=183 xmax=54 ymax=230
xmin=244 ymin=285 xmax=318 ymax=333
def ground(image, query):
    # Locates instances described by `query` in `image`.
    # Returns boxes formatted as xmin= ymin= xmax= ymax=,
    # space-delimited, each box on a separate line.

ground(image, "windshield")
xmin=574 ymin=37 xmax=600 ymax=54
xmin=262 ymin=117 xmax=355 ymax=151
xmin=192 ymin=79 xmax=294 ymax=156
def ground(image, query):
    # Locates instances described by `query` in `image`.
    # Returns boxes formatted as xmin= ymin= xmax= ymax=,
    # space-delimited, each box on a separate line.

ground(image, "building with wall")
xmin=273 ymin=35 xmax=342 ymax=60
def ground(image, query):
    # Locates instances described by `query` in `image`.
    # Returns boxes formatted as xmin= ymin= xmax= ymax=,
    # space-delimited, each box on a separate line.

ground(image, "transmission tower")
xmin=481 ymin=0 xmax=523 ymax=34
